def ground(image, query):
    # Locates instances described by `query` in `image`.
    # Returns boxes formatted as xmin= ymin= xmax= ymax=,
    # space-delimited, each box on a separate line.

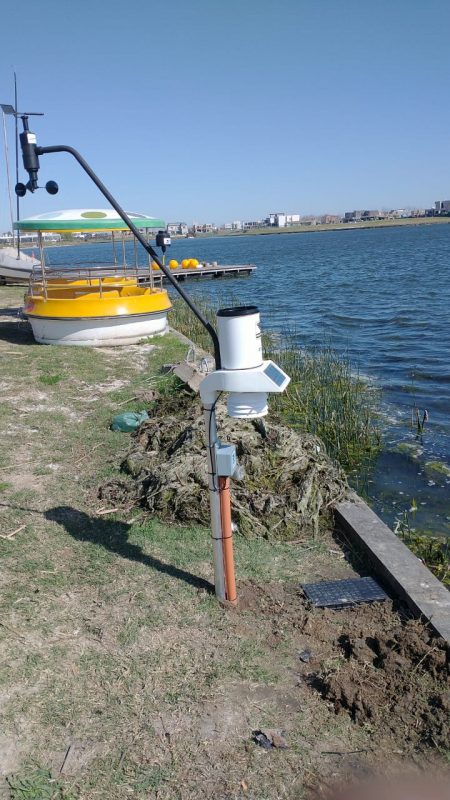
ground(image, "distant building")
xmin=268 ymin=212 xmax=302 ymax=227
xmin=220 ymin=220 xmax=242 ymax=231
xmin=320 ymin=215 xmax=340 ymax=224
xmin=243 ymin=220 xmax=262 ymax=230
xmin=191 ymin=222 xmax=216 ymax=234
xmin=361 ymin=210 xmax=385 ymax=220
xmin=435 ymin=200 xmax=450 ymax=214
xmin=167 ymin=222 xmax=188 ymax=236
xmin=268 ymin=212 xmax=285 ymax=227
xmin=344 ymin=210 xmax=384 ymax=222
xmin=389 ymin=209 xmax=410 ymax=219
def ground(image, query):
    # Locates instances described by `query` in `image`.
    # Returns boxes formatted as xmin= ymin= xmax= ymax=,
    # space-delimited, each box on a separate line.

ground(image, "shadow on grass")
xmin=45 ymin=505 xmax=214 ymax=593
xmin=0 ymin=313 xmax=35 ymax=345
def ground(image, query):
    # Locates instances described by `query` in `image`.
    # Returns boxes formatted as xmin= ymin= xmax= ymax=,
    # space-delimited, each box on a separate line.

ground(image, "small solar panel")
xmin=302 ymin=577 xmax=388 ymax=608
xmin=264 ymin=362 xmax=287 ymax=387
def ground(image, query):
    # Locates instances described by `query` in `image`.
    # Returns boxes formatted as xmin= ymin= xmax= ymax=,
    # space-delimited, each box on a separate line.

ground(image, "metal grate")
xmin=302 ymin=577 xmax=388 ymax=608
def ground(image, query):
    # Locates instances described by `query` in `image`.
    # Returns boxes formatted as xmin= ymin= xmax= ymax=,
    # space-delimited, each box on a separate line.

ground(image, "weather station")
xmin=14 ymin=113 xmax=290 ymax=604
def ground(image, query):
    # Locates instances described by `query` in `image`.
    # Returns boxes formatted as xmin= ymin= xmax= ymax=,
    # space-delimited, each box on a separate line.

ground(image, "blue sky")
xmin=1 ymin=0 xmax=450 ymax=230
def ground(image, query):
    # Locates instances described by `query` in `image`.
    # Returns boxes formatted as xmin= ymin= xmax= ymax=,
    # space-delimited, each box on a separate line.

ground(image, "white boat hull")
xmin=0 ymin=248 xmax=39 ymax=283
xmin=27 ymin=311 xmax=169 ymax=346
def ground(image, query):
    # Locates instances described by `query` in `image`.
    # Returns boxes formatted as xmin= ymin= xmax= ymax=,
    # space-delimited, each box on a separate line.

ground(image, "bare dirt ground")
xmin=0 ymin=287 xmax=449 ymax=800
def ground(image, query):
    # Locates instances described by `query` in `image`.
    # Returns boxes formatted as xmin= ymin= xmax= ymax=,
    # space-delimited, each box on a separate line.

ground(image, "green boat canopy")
xmin=14 ymin=208 xmax=166 ymax=233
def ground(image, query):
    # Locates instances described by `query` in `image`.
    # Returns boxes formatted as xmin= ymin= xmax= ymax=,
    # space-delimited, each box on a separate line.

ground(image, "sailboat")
xmin=0 ymin=246 xmax=39 ymax=283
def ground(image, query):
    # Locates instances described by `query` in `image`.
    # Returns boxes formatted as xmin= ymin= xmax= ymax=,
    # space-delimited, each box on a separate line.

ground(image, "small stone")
xmin=270 ymin=731 xmax=288 ymax=749
xmin=252 ymin=729 xmax=288 ymax=750
xmin=252 ymin=730 xmax=273 ymax=749
xmin=298 ymin=648 xmax=311 ymax=663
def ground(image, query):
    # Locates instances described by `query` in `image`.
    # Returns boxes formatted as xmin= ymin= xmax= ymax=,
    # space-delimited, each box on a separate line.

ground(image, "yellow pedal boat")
xmin=16 ymin=209 xmax=173 ymax=346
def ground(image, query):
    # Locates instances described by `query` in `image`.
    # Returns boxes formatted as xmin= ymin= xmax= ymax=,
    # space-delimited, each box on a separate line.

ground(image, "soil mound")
xmin=100 ymin=394 xmax=349 ymax=539
xmin=238 ymin=582 xmax=449 ymax=753
xmin=310 ymin=615 xmax=449 ymax=750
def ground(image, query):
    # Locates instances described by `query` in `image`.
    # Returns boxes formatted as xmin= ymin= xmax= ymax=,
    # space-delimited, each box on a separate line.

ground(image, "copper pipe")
xmin=219 ymin=476 xmax=237 ymax=604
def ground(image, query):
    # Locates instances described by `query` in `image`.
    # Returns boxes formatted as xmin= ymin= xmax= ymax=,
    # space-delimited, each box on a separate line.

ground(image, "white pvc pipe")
xmin=203 ymin=401 xmax=226 ymax=601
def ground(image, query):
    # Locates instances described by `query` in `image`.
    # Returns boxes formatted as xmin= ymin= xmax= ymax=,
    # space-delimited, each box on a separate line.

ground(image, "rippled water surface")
xmin=44 ymin=225 xmax=450 ymax=535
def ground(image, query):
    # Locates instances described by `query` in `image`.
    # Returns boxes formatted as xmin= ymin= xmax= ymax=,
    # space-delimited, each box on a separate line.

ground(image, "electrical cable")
xmin=206 ymin=391 xmax=223 ymax=493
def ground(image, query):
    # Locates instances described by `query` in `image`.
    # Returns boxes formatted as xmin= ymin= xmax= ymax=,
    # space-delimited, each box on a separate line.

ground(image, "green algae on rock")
xmin=424 ymin=460 xmax=450 ymax=478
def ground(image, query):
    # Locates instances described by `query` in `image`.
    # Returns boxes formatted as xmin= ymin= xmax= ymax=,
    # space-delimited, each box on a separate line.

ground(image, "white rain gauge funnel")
xmin=216 ymin=305 xmax=262 ymax=369
xmin=216 ymin=306 xmax=267 ymax=419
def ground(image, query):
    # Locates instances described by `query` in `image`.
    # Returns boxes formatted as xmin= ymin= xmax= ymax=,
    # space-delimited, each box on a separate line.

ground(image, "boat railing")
xmin=27 ymin=263 xmax=163 ymax=299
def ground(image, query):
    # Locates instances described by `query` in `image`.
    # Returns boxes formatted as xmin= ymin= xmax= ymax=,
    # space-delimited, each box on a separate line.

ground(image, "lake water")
xmin=43 ymin=225 xmax=450 ymax=537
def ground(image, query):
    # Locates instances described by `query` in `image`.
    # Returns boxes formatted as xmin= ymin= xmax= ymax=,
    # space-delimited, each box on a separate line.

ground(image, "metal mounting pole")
xmin=34 ymin=144 xmax=221 ymax=368
xmin=14 ymin=73 xmax=20 ymax=257
xmin=203 ymin=399 xmax=226 ymax=600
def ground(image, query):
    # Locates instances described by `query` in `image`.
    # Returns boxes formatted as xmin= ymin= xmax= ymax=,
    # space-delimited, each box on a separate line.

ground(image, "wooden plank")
xmin=173 ymin=362 xmax=205 ymax=393
xmin=335 ymin=499 xmax=450 ymax=642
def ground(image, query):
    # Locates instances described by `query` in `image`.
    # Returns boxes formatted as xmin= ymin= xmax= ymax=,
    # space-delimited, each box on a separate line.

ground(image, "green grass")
xmin=7 ymin=768 xmax=77 ymax=800
xmin=39 ymin=374 xmax=64 ymax=385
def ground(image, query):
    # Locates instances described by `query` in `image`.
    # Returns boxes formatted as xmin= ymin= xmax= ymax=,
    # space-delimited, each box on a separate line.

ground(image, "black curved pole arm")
xmin=35 ymin=144 xmax=221 ymax=368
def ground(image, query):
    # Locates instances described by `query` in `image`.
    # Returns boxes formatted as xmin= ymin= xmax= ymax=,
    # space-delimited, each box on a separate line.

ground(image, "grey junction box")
xmin=214 ymin=443 xmax=237 ymax=476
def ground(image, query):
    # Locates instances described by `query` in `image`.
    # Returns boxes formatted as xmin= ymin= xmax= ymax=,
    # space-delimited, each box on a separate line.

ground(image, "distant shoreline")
xmin=202 ymin=216 xmax=450 ymax=238
xmin=4 ymin=215 xmax=450 ymax=249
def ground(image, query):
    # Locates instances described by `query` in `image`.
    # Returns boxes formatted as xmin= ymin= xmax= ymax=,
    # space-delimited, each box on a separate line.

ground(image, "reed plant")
xmin=394 ymin=509 xmax=450 ymax=587
xmin=265 ymin=333 xmax=381 ymax=474
xmin=170 ymin=295 xmax=218 ymax=351
xmin=169 ymin=296 xmax=381 ymax=474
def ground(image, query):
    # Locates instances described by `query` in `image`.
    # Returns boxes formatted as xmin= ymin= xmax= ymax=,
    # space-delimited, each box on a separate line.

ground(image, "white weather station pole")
xmin=200 ymin=306 xmax=290 ymax=604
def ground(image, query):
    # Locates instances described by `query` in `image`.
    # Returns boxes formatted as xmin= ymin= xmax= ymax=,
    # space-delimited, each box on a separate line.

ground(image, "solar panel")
xmin=302 ymin=577 xmax=388 ymax=608
xmin=264 ymin=362 xmax=287 ymax=387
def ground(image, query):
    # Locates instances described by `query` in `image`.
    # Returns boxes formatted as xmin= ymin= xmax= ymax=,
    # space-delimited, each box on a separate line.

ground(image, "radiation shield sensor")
xmin=204 ymin=305 xmax=290 ymax=418
xmin=199 ymin=359 xmax=290 ymax=418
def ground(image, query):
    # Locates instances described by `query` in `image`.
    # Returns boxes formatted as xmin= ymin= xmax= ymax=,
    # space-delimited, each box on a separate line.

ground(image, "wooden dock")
xmin=158 ymin=263 xmax=256 ymax=282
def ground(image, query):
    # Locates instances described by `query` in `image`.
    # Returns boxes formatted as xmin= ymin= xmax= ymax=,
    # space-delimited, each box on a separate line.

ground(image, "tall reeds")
xmin=169 ymin=296 xmax=381 ymax=474
xmin=265 ymin=332 xmax=381 ymax=473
